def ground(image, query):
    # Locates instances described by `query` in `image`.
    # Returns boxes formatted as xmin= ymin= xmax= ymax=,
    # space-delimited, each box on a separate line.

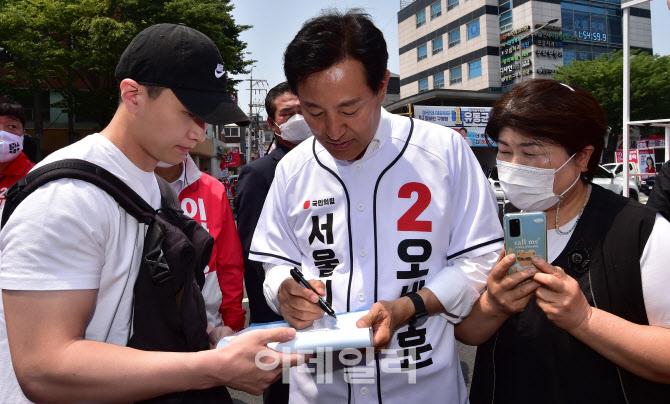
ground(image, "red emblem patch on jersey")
xmin=303 ymin=200 xmax=310 ymax=209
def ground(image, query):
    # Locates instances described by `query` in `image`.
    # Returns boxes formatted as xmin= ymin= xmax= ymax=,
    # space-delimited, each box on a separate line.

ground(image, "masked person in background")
xmin=155 ymin=154 xmax=246 ymax=332
xmin=0 ymin=97 xmax=36 ymax=210
xmin=235 ymin=81 xmax=311 ymax=404
xmin=455 ymin=79 xmax=670 ymax=404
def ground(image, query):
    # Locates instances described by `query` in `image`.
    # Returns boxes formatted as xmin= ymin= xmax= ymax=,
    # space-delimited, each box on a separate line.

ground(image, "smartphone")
xmin=503 ymin=212 xmax=547 ymax=276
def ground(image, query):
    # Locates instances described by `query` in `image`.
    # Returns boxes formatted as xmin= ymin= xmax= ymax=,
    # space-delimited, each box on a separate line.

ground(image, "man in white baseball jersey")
xmin=249 ymin=10 xmax=503 ymax=404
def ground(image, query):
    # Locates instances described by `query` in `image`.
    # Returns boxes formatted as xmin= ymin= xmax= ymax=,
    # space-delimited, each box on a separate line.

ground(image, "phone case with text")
xmin=504 ymin=212 xmax=548 ymax=276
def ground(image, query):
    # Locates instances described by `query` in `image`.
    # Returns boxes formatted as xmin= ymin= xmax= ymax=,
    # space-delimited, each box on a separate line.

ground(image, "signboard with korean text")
xmin=616 ymin=149 xmax=638 ymax=164
xmin=414 ymin=105 xmax=492 ymax=147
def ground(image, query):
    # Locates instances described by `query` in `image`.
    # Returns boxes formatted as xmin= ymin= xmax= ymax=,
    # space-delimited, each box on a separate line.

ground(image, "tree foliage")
xmin=553 ymin=50 xmax=670 ymax=140
xmin=0 ymin=0 xmax=253 ymax=129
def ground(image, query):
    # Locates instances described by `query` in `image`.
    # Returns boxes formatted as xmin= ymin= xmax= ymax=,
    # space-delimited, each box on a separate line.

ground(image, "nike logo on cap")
xmin=215 ymin=64 xmax=225 ymax=78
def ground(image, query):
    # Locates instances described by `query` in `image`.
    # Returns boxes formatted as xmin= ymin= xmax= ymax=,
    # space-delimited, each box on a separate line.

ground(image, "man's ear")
xmin=119 ymin=79 xmax=141 ymax=113
xmin=376 ymin=70 xmax=391 ymax=103
xmin=267 ymin=117 xmax=280 ymax=135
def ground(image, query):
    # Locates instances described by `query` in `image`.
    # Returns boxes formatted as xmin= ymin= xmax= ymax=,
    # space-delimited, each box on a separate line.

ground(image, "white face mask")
xmin=497 ymin=154 xmax=580 ymax=211
xmin=156 ymin=161 xmax=174 ymax=168
xmin=0 ymin=131 xmax=24 ymax=163
xmin=275 ymin=114 xmax=313 ymax=144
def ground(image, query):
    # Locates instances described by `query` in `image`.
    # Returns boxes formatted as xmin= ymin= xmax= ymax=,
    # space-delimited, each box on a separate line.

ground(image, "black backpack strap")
xmin=154 ymin=174 xmax=180 ymax=211
xmin=2 ymin=159 xmax=156 ymax=227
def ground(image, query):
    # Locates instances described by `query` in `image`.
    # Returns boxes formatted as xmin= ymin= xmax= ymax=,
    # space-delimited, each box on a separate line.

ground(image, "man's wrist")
xmin=396 ymin=296 xmax=418 ymax=326
xmin=184 ymin=349 xmax=225 ymax=390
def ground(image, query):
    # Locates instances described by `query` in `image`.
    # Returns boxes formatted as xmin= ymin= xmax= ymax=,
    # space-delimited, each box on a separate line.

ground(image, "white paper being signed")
xmin=216 ymin=310 xmax=372 ymax=352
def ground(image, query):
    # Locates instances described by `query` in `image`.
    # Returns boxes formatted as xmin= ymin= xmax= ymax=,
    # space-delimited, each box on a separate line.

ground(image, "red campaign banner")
xmin=220 ymin=148 xmax=242 ymax=169
xmin=616 ymin=149 xmax=638 ymax=163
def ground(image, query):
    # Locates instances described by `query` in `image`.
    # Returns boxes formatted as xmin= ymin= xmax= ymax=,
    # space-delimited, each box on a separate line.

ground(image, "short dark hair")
xmin=460 ymin=127 xmax=468 ymax=133
xmin=485 ymin=79 xmax=606 ymax=182
xmin=284 ymin=10 xmax=388 ymax=95
xmin=0 ymin=96 xmax=26 ymax=128
xmin=265 ymin=82 xmax=293 ymax=122
xmin=145 ymin=85 xmax=166 ymax=100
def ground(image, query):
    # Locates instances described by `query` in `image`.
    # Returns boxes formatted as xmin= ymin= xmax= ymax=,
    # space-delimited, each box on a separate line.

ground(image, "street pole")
xmin=244 ymin=67 xmax=267 ymax=163
xmin=247 ymin=69 xmax=253 ymax=165
xmin=623 ymin=8 xmax=630 ymax=198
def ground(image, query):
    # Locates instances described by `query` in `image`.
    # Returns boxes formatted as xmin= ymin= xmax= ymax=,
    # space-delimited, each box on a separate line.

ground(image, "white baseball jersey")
xmin=250 ymin=108 xmax=503 ymax=404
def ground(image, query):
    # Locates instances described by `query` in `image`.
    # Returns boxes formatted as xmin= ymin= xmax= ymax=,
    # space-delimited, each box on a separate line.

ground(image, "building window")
xmin=432 ymin=37 xmax=443 ymax=54
xmin=499 ymin=0 xmax=513 ymax=34
xmin=431 ymin=2 xmax=442 ymax=19
xmin=499 ymin=0 xmax=511 ymax=14
xmin=418 ymin=44 xmax=428 ymax=61
xmin=500 ymin=22 xmax=513 ymax=34
xmin=419 ymin=78 xmax=429 ymax=92
xmin=499 ymin=11 xmax=513 ymax=34
xmin=450 ymin=66 xmax=462 ymax=84
xmin=469 ymin=59 xmax=482 ymax=79
xmin=467 ymin=20 xmax=480 ymax=40
xmin=448 ymin=28 xmax=461 ymax=47
xmin=224 ymin=126 xmax=240 ymax=138
xmin=416 ymin=10 xmax=426 ymax=28
xmin=434 ymin=72 xmax=445 ymax=89
xmin=447 ymin=0 xmax=459 ymax=11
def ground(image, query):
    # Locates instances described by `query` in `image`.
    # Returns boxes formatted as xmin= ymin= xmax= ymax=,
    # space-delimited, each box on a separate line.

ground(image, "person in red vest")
xmin=155 ymin=154 xmax=246 ymax=331
xmin=0 ymin=97 xmax=36 ymax=210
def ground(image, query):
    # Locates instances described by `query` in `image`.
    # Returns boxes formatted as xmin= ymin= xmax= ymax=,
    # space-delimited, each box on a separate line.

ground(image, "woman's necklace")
xmin=555 ymin=184 xmax=592 ymax=235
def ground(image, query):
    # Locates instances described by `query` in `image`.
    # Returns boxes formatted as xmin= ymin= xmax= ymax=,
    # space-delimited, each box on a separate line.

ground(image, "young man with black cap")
xmin=0 ymin=23 xmax=302 ymax=403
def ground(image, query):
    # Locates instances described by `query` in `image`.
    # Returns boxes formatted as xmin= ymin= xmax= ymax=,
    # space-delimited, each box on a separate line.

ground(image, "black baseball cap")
xmin=115 ymin=23 xmax=250 ymax=126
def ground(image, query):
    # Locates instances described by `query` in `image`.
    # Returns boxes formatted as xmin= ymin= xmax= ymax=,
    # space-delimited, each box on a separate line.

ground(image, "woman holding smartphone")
xmin=455 ymin=79 xmax=670 ymax=404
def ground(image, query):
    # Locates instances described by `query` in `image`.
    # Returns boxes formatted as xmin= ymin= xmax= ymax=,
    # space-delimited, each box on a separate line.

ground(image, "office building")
xmin=397 ymin=0 xmax=653 ymax=96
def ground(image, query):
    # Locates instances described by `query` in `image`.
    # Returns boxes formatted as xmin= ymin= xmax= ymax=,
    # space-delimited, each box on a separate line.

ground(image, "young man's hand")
xmin=213 ymin=327 xmax=307 ymax=395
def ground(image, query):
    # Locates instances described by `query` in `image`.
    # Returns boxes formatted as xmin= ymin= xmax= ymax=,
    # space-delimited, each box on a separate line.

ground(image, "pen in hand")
xmin=290 ymin=267 xmax=337 ymax=319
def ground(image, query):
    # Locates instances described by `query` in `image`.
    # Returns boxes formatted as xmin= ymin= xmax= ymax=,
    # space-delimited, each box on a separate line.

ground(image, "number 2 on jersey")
xmin=397 ymin=182 xmax=432 ymax=232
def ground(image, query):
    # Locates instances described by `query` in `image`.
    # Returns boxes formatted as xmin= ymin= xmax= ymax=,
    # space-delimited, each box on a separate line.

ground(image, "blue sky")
xmin=230 ymin=0 xmax=670 ymax=118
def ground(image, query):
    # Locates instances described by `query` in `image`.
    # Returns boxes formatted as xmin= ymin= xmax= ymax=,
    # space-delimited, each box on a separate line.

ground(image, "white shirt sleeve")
xmin=0 ymin=180 xmax=111 ymax=290
xmin=426 ymin=250 xmax=499 ymax=323
xmin=640 ymin=213 xmax=670 ymax=328
xmin=262 ymin=262 xmax=293 ymax=316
